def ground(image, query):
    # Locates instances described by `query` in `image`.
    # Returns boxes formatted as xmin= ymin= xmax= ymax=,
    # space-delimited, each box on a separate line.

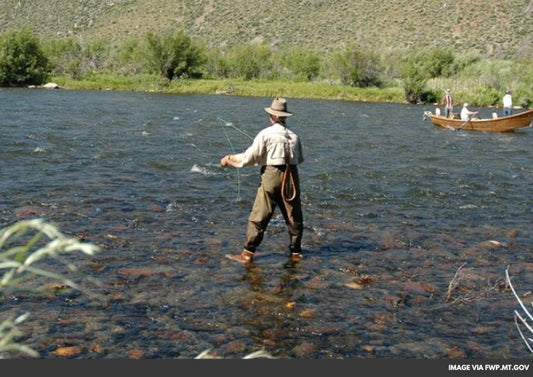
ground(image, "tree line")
xmin=1 ymin=27 xmax=531 ymax=106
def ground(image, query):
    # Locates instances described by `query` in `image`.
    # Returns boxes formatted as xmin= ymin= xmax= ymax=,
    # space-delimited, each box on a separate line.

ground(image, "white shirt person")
xmin=503 ymin=90 xmax=513 ymax=116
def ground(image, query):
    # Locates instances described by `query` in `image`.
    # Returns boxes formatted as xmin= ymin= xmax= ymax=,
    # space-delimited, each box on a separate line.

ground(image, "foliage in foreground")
xmin=506 ymin=268 xmax=533 ymax=354
xmin=195 ymin=349 xmax=275 ymax=359
xmin=0 ymin=219 xmax=102 ymax=358
xmin=0 ymin=219 xmax=272 ymax=359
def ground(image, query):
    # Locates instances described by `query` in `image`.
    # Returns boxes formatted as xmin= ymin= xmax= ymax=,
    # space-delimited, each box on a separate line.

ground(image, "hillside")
xmin=0 ymin=0 xmax=532 ymax=58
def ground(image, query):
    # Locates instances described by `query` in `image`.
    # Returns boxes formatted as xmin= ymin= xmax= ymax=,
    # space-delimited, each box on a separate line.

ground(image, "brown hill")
xmin=0 ymin=0 xmax=531 ymax=58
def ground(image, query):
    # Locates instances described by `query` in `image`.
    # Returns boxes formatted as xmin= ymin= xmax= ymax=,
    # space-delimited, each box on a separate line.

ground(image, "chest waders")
xmin=225 ymin=120 xmax=304 ymax=264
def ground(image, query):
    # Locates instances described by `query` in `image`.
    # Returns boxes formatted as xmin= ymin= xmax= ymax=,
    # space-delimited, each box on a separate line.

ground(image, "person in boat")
xmin=460 ymin=103 xmax=479 ymax=121
xmin=220 ymin=97 xmax=305 ymax=267
xmin=502 ymin=90 xmax=513 ymax=116
xmin=442 ymin=89 xmax=454 ymax=118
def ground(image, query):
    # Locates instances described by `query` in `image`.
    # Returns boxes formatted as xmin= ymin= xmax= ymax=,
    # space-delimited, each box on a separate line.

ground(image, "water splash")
xmin=190 ymin=164 xmax=212 ymax=176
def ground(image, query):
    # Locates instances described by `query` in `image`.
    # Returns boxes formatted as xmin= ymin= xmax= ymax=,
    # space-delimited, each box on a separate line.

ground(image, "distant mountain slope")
xmin=1 ymin=0 xmax=531 ymax=58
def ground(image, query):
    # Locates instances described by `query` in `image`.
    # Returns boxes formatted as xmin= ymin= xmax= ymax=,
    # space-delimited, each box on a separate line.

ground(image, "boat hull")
xmin=428 ymin=109 xmax=533 ymax=132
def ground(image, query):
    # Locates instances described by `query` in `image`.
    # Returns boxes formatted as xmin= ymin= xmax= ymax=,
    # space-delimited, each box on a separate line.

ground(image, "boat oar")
xmin=457 ymin=116 xmax=471 ymax=130
xmin=457 ymin=112 xmax=478 ymax=130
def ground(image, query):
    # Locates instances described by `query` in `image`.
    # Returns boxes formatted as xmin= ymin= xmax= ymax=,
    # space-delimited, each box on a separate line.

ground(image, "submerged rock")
xmin=53 ymin=346 xmax=82 ymax=357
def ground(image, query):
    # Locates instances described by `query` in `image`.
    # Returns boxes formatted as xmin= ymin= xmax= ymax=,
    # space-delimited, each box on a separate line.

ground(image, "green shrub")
xmin=471 ymin=84 xmax=500 ymax=106
xmin=399 ymin=49 xmax=430 ymax=103
xmin=225 ymin=43 xmax=273 ymax=80
xmin=144 ymin=30 xmax=207 ymax=80
xmin=204 ymin=48 xmax=231 ymax=79
xmin=419 ymin=89 xmax=439 ymax=104
xmin=113 ymin=39 xmax=145 ymax=75
xmin=451 ymin=52 xmax=481 ymax=74
xmin=277 ymin=48 xmax=321 ymax=82
xmin=514 ymin=90 xmax=531 ymax=109
xmin=43 ymin=37 xmax=84 ymax=79
xmin=425 ymin=47 xmax=456 ymax=78
xmin=0 ymin=28 xmax=50 ymax=86
xmin=44 ymin=37 xmax=114 ymax=79
xmin=325 ymin=46 xmax=383 ymax=87
xmin=511 ymin=58 xmax=533 ymax=108
xmin=84 ymin=38 xmax=111 ymax=72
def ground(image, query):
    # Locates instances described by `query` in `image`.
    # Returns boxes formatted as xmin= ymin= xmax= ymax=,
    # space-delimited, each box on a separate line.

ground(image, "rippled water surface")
xmin=1 ymin=88 xmax=532 ymax=359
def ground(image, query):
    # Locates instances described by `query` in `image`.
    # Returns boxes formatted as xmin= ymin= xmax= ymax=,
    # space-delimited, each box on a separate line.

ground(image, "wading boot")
xmin=284 ymin=252 xmax=303 ymax=268
xmin=225 ymin=250 xmax=254 ymax=265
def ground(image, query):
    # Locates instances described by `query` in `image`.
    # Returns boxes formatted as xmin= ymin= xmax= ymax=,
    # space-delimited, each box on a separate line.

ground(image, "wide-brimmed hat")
xmin=265 ymin=97 xmax=292 ymax=117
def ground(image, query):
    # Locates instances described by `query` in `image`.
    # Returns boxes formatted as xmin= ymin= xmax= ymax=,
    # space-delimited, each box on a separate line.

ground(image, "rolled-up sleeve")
xmin=229 ymin=124 xmax=303 ymax=167
xmin=230 ymin=134 xmax=266 ymax=167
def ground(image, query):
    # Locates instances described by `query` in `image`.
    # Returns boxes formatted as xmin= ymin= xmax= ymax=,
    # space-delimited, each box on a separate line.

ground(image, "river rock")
xmin=43 ymin=82 xmax=60 ymax=89
xmin=13 ymin=205 xmax=46 ymax=218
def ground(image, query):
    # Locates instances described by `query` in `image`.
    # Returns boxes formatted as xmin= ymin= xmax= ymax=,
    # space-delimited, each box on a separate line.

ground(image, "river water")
xmin=1 ymin=88 xmax=532 ymax=359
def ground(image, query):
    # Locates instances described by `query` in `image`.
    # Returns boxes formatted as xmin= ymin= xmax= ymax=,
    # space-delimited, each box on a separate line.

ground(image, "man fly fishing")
xmin=220 ymin=97 xmax=305 ymax=267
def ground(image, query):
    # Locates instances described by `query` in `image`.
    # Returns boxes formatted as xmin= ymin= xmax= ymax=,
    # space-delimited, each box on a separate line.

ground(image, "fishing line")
xmin=226 ymin=122 xmax=254 ymax=140
xmin=217 ymin=117 xmax=244 ymax=202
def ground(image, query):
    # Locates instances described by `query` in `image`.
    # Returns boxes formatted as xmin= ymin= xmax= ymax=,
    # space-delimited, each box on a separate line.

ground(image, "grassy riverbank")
xmin=50 ymin=74 xmax=406 ymax=103
xmin=49 ymin=73 xmax=532 ymax=109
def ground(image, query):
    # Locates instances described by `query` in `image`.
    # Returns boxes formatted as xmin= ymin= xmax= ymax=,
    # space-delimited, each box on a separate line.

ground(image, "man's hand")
xmin=220 ymin=155 xmax=229 ymax=167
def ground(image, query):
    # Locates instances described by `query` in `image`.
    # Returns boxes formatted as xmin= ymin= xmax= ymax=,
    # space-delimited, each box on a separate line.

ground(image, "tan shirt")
xmin=230 ymin=123 xmax=304 ymax=168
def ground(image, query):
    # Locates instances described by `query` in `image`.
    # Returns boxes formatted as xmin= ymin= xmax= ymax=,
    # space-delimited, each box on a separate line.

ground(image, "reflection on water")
xmin=0 ymin=88 xmax=532 ymax=358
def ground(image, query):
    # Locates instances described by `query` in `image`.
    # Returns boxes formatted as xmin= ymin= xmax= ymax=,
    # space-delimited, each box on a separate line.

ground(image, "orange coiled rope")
xmin=281 ymin=154 xmax=296 ymax=202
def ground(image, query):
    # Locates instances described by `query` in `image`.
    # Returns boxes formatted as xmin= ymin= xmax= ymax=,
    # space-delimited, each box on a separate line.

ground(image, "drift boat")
xmin=423 ymin=108 xmax=533 ymax=132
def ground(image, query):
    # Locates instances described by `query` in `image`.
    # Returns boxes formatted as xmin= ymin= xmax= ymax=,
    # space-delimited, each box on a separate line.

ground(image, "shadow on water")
xmin=1 ymin=89 xmax=532 ymax=358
